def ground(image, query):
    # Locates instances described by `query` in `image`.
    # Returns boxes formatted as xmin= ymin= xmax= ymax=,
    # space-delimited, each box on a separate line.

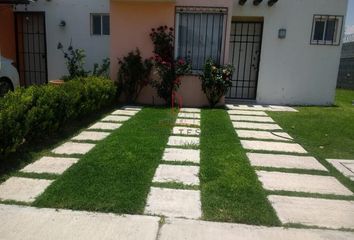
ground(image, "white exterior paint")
xmin=16 ymin=0 xmax=109 ymax=80
xmin=231 ymin=0 xmax=348 ymax=105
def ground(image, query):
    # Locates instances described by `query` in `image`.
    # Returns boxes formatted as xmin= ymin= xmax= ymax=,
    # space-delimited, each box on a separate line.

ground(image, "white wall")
xmin=232 ymin=0 xmax=348 ymax=105
xmin=16 ymin=0 xmax=109 ymax=80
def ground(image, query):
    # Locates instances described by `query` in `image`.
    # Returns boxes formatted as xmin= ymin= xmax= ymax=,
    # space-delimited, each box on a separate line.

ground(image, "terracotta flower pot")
xmin=49 ymin=80 xmax=65 ymax=86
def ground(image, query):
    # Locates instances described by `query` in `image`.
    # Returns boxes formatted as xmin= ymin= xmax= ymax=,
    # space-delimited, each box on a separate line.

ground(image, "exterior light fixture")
xmin=59 ymin=20 xmax=66 ymax=27
xmin=278 ymin=28 xmax=286 ymax=39
xmin=268 ymin=0 xmax=278 ymax=6
xmin=239 ymin=0 xmax=247 ymax=5
xmin=253 ymin=0 xmax=263 ymax=6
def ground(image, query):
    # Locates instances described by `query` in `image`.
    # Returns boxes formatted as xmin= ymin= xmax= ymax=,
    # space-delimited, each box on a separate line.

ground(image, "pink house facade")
xmin=110 ymin=0 xmax=348 ymax=106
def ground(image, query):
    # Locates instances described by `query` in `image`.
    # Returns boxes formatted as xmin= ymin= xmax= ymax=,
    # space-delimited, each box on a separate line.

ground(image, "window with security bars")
xmin=175 ymin=7 xmax=227 ymax=71
xmin=310 ymin=15 xmax=343 ymax=46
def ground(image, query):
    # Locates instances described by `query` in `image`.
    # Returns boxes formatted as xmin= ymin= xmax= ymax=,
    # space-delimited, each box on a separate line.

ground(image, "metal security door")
xmin=15 ymin=12 xmax=48 ymax=86
xmin=227 ymin=21 xmax=263 ymax=100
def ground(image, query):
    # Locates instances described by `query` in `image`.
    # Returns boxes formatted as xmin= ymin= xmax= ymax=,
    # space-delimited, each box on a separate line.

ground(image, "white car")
xmin=0 ymin=55 xmax=20 ymax=97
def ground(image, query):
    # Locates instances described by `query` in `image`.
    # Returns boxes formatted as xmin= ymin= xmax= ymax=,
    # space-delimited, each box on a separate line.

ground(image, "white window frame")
xmin=175 ymin=6 xmax=228 ymax=72
xmin=310 ymin=15 xmax=343 ymax=46
xmin=90 ymin=13 xmax=110 ymax=36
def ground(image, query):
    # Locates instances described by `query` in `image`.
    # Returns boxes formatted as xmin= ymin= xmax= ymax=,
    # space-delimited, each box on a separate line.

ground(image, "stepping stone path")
xmin=326 ymin=159 xmax=354 ymax=181
xmin=226 ymin=105 xmax=354 ymax=230
xmin=72 ymin=131 xmax=110 ymax=141
xmin=269 ymin=195 xmax=354 ymax=229
xmin=0 ymin=177 xmax=53 ymax=203
xmin=236 ymin=130 xmax=293 ymax=141
xmin=145 ymin=108 xmax=202 ymax=219
xmin=0 ymin=106 xmax=142 ymax=204
xmin=247 ymin=153 xmax=327 ymax=171
xmin=257 ymin=171 xmax=352 ymax=195
xmin=20 ymin=157 xmax=79 ymax=175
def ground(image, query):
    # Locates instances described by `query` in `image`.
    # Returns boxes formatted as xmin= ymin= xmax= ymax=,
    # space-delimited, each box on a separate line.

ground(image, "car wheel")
xmin=0 ymin=78 xmax=14 ymax=97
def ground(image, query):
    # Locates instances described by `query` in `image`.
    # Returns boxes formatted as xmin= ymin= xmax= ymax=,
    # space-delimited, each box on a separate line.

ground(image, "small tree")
xmin=117 ymin=49 xmax=153 ymax=103
xmin=200 ymin=59 xmax=234 ymax=107
xmin=149 ymin=26 xmax=191 ymax=104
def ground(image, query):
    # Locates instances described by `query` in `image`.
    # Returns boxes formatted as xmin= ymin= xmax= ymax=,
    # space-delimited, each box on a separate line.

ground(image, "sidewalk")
xmin=0 ymin=204 xmax=353 ymax=240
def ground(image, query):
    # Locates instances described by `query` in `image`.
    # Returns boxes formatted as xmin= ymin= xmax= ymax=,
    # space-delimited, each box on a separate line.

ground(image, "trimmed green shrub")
xmin=0 ymin=76 xmax=116 ymax=156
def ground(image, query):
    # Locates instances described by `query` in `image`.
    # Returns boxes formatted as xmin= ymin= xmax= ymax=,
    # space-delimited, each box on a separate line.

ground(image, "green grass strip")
xmin=34 ymin=107 xmax=176 ymax=214
xmin=200 ymin=109 xmax=280 ymax=226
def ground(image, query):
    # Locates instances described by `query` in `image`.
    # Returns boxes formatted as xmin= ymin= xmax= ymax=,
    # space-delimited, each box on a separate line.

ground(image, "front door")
xmin=15 ymin=12 xmax=48 ymax=86
xmin=226 ymin=21 xmax=263 ymax=100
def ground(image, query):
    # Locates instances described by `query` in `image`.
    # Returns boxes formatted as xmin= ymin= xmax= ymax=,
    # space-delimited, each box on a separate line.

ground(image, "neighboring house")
xmin=338 ymin=37 xmax=354 ymax=89
xmin=8 ymin=0 xmax=110 ymax=86
xmin=111 ymin=0 xmax=348 ymax=106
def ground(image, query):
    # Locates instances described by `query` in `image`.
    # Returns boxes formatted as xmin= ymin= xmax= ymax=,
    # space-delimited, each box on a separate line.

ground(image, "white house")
xmin=15 ymin=0 xmax=110 ymax=81
xmin=4 ymin=0 xmax=349 ymax=106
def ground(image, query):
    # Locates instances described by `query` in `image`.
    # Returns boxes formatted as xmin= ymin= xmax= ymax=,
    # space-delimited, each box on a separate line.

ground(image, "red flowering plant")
xmin=149 ymin=26 xmax=191 ymax=104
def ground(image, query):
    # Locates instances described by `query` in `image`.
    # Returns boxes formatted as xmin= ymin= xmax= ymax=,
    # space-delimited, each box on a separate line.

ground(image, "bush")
xmin=200 ymin=59 xmax=234 ymax=107
xmin=117 ymin=49 xmax=153 ymax=103
xmin=0 ymin=77 xmax=116 ymax=156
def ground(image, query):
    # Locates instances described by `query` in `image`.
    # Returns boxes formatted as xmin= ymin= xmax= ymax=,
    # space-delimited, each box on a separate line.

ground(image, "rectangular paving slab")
xmin=241 ymin=140 xmax=307 ymax=154
xmin=111 ymin=109 xmax=139 ymax=116
xmin=20 ymin=156 xmax=79 ymax=175
xmin=247 ymin=153 xmax=327 ymax=171
xmin=176 ymin=118 xmax=200 ymax=127
xmin=52 ymin=142 xmax=95 ymax=155
xmin=101 ymin=115 xmax=131 ymax=122
xmin=236 ymin=130 xmax=293 ymax=141
xmin=227 ymin=104 xmax=298 ymax=112
xmin=122 ymin=105 xmax=143 ymax=110
xmin=178 ymin=112 xmax=201 ymax=119
xmin=327 ymin=159 xmax=354 ymax=181
xmin=180 ymin=108 xmax=201 ymax=113
xmin=167 ymin=136 xmax=200 ymax=147
xmin=153 ymin=164 xmax=199 ymax=186
xmin=162 ymin=148 xmax=200 ymax=164
xmin=173 ymin=127 xmax=201 ymax=136
xmin=145 ymin=187 xmax=201 ymax=219
xmin=0 ymin=204 xmax=159 ymax=240
xmin=233 ymin=122 xmax=282 ymax=130
xmin=228 ymin=110 xmax=267 ymax=116
xmin=72 ymin=131 xmax=110 ymax=141
xmin=230 ymin=115 xmax=275 ymax=123
xmin=257 ymin=171 xmax=352 ymax=195
xmin=268 ymin=195 xmax=354 ymax=229
xmin=88 ymin=122 xmax=122 ymax=131
xmin=160 ymin=218 xmax=354 ymax=240
xmin=0 ymin=177 xmax=53 ymax=203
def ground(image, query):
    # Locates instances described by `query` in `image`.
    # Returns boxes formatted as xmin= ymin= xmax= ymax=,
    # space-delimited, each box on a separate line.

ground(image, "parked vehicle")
xmin=0 ymin=55 xmax=19 ymax=97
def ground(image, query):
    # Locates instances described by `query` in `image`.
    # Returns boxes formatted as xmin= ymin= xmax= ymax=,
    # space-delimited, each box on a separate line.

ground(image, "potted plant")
xmin=200 ymin=59 xmax=234 ymax=107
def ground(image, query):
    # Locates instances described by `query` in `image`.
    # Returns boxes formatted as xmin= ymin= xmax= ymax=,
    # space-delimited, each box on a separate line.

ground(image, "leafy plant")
xmin=200 ymin=59 xmax=234 ymax=107
xmin=149 ymin=26 xmax=191 ymax=104
xmin=57 ymin=42 xmax=89 ymax=80
xmin=117 ymin=49 xmax=153 ymax=103
xmin=93 ymin=58 xmax=111 ymax=78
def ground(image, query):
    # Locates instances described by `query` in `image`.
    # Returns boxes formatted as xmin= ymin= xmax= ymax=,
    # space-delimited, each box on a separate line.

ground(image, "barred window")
xmin=175 ymin=7 xmax=227 ymax=71
xmin=311 ymin=15 xmax=343 ymax=46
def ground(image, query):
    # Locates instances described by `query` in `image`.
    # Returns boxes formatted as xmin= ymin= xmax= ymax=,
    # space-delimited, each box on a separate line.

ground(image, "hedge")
xmin=0 ymin=76 xmax=116 ymax=157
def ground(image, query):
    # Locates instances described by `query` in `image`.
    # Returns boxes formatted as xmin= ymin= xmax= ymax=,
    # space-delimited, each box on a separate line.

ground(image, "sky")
xmin=346 ymin=0 xmax=354 ymax=34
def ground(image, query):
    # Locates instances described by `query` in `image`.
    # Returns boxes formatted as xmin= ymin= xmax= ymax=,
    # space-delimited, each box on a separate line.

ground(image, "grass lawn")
xmin=34 ymin=108 xmax=176 ymax=214
xmin=268 ymin=89 xmax=354 ymax=193
xmin=200 ymin=109 xmax=280 ymax=226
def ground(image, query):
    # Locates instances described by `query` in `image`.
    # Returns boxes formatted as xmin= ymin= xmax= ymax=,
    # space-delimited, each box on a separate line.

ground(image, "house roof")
xmin=0 ymin=0 xmax=30 ymax=4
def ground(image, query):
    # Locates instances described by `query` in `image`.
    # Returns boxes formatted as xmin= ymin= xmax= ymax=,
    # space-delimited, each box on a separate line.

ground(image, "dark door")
xmin=226 ymin=21 xmax=263 ymax=100
xmin=15 ymin=12 xmax=48 ymax=86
